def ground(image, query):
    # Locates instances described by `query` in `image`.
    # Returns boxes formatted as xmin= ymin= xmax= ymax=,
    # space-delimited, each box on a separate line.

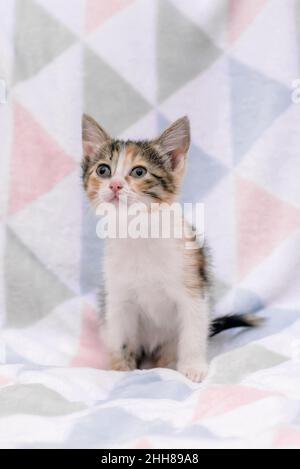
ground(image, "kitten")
xmin=82 ymin=114 xmax=259 ymax=382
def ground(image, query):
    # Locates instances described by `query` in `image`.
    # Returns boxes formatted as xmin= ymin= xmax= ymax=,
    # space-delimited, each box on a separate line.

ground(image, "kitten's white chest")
xmin=105 ymin=237 xmax=183 ymax=327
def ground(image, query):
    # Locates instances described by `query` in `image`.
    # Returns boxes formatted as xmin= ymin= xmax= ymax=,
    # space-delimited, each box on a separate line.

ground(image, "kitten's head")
xmin=81 ymin=114 xmax=190 ymax=209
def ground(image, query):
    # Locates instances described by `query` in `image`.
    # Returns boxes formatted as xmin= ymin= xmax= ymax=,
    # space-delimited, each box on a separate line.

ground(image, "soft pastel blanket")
xmin=0 ymin=0 xmax=300 ymax=449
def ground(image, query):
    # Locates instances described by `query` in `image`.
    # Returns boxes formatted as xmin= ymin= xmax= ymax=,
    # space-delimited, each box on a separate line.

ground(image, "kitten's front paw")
xmin=110 ymin=349 xmax=136 ymax=372
xmin=177 ymin=361 xmax=208 ymax=383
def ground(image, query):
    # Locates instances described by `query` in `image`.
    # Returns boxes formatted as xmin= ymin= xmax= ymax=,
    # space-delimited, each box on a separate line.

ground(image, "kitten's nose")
xmin=109 ymin=180 xmax=123 ymax=193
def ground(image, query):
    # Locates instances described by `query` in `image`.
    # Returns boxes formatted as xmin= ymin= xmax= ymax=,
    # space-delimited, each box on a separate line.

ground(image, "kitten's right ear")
xmin=82 ymin=114 xmax=110 ymax=159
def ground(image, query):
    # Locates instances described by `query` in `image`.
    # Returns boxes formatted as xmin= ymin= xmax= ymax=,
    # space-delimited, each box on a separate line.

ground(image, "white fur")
xmin=114 ymin=147 xmax=127 ymax=176
xmin=102 ymin=234 xmax=209 ymax=382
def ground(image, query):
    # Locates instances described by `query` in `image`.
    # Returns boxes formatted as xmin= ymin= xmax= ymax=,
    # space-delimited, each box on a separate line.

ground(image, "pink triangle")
xmin=236 ymin=177 xmax=300 ymax=280
xmin=134 ymin=439 xmax=152 ymax=449
xmin=70 ymin=304 xmax=109 ymax=369
xmin=228 ymin=0 xmax=269 ymax=44
xmin=85 ymin=0 xmax=134 ymax=33
xmin=273 ymin=426 xmax=300 ymax=449
xmin=9 ymin=102 xmax=75 ymax=215
xmin=0 ymin=375 xmax=12 ymax=387
xmin=193 ymin=385 xmax=274 ymax=421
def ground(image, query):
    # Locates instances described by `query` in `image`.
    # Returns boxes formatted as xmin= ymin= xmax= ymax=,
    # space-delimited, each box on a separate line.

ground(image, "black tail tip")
xmin=210 ymin=314 xmax=265 ymax=338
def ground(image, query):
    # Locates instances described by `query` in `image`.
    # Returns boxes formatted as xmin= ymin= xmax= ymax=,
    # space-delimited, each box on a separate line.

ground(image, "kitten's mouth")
xmin=106 ymin=193 xmax=120 ymax=203
xmin=103 ymin=192 xmax=139 ymax=206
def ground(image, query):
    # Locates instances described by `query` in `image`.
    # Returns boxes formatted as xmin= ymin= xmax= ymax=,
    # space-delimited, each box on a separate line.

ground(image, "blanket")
xmin=0 ymin=0 xmax=299 ymax=449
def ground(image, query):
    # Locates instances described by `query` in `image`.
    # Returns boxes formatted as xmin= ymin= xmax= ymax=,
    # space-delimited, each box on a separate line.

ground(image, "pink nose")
xmin=109 ymin=180 xmax=123 ymax=193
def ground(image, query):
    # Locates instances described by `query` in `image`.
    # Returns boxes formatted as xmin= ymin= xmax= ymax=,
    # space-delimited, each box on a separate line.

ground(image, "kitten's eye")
xmin=96 ymin=164 xmax=111 ymax=178
xmin=130 ymin=166 xmax=147 ymax=178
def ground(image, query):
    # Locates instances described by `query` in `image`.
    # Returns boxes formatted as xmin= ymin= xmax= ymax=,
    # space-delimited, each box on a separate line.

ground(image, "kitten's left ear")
xmin=82 ymin=114 xmax=111 ymax=159
xmin=154 ymin=116 xmax=191 ymax=172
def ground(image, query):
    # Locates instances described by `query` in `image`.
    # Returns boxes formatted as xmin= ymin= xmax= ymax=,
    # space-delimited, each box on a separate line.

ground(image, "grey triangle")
xmin=157 ymin=0 xmax=222 ymax=102
xmin=0 ymin=384 xmax=86 ymax=417
xmin=84 ymin=47 xmax=152 ymax=136
xmin=14 ymin=0 xmax=76 ymax=84
xmin=211 ymin=276 xmax=231 ymax=305
xmin=210 ymin=344 xmax=287 ymax=384
xmin=5 ymin=227 xmax=73 ymax=328
xmin=230 ymin=58 xmax=292 ymax=163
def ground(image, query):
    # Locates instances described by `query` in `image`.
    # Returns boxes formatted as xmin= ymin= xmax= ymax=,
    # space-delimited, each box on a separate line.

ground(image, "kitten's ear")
xmin=82 ymin=114 xmax=110 ymax=158
xmin=154 ymin=116 xmax=191 ymax=172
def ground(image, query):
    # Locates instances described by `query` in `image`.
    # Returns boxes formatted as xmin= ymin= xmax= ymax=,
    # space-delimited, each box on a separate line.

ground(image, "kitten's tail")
xmin=210 ymin=314 xmax=264 ymax=338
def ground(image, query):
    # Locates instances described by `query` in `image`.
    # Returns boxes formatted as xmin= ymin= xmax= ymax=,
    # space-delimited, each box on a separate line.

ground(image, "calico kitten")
xmin=82 ymin=114 xmax=258 ymax=382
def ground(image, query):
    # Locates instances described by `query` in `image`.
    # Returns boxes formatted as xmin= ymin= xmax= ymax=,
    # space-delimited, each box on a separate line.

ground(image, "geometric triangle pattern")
xmin=182 ymin=143 xmax=228 ymax=203
xmin=70 ymin=303 xmax=108 ymax=369
xmin=14 ymin=0 xmax=76 ymax=84
xmin=230 ymin=0 xmax=299 ymax=87
xmin=14 ymin=43 xmax=84 ymax=160
xmin=228 ymin=0 xmax=269 ymax=44
xmin=160 ymin=56 xmax=233 ymax=168
xmin=170 ymin=0 xmax=228 ymax=49
xmin=193 ymin=384 xmax=273 ymax=421
xmin=157 ymin=0 xmax=222 ymax=102
xmin=233 ymin=288 xmax=264 ymax=315
xmin=85 ymin=0 xmax=134 ymax=33
xmin=157 ymin=114 xmax=228 ymax=202
xmin=36 ymin=0 xmax=86 ymax=36
xmin=84 ymin=46 xmax=151 ymax=136
xmin=236 ymin=176 xmax=300 ymax=280
xmin=0 ymin=0 xmax=300 ymax=449
xmin=230 ymin=59 xmax=292 ymax=164
xmin=237 ymin=104 xmax=300 ymax=208
xmin=1 ymin=0 xmax=299 ymax=326
xmin=87 ymin=0 xmax=157 ymax=105
xmin=8 ymin=171 xmax=82 ymax=294
xmin=4 ymin=227 xmax=73 ymax=328
xmin=9 ymin=101 xmax=76 ymax=215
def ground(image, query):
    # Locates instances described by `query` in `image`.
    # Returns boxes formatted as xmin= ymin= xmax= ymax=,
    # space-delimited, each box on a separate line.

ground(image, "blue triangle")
xmin=230 ymin=59 xmax=292 ymax=164
xmin=293 ymin=411 xmax=300 ymax=426
xmin=182 ymin=144 xmax=227 ymax=203
xmin=80 ymin=195 xmax=103 ymax=294
xmin=109 ymin=372 xmax=192 ymax=401
xmin=5 ymin=346 xmax=35 ymax=367
xmin=234 ymin=289 xmax=264 ymax=315
xmin=156 ymin=114 xmax=227 ymax=201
